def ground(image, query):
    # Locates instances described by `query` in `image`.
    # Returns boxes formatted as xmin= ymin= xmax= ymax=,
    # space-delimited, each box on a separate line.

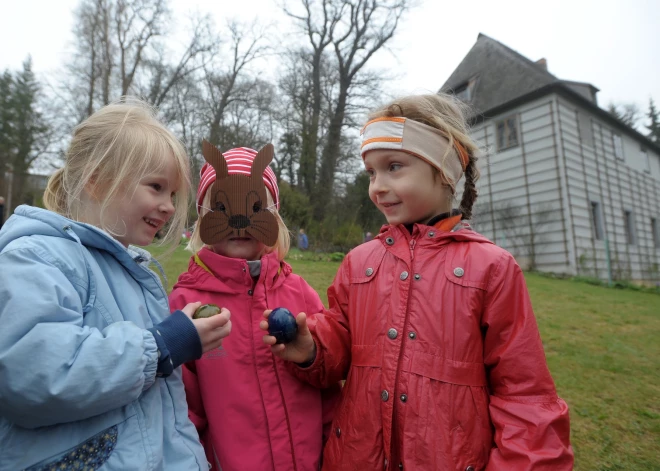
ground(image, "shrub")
xmin=331 ymin=222 xmax=363 ymax=253
xmin=330 ymin=252 xmax=345 ymax=262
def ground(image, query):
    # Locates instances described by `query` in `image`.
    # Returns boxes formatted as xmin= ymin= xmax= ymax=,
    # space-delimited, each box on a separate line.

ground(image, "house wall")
xmin=466 ymin=96 xmax=571 ymax=274
xmin=464 ymin=92 xmax=660 ymax=282
xmin=555 ymin=97 xmax=660 ymax=282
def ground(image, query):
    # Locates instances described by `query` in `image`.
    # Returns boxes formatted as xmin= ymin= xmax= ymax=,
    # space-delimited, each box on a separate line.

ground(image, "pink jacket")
xmin=169 ymin=248 xmax=340 ymax=471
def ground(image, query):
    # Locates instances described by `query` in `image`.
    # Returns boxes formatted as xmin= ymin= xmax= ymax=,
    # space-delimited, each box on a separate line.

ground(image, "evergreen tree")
xmin=343 ymin=171 xmax=386 ymax=234
xmin=645 ymin=98 xmax=660 ymax=144
xmin=0 ymin=58 xmax=50 ymax=213
xmin=12 ymin=58 xmax=48 ymax=176
xmin=0 ymin=70 xmax=15 ymax=200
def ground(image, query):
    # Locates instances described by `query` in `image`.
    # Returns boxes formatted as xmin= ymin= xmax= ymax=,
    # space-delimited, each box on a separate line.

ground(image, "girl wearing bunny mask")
xmin=169 ymin=141 xmax=341 ymax=471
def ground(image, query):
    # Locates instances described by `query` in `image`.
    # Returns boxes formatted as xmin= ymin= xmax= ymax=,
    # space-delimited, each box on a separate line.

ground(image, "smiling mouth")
xmin=144 ymin=217 xmax=161 ymax=228
xmin=381 ymin=202 xmax=400 ymax=208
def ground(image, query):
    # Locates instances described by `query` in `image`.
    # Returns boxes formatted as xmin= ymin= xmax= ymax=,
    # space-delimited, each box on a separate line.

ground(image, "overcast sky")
xmin=1 ymin=0 xmax=659 ymax=122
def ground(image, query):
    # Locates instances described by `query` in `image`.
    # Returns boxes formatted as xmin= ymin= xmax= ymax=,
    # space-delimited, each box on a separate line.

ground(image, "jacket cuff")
xmin=296 ymin=340 xmax=318 ymax=368
xmin=296 ymin=358 xmax=315 ymax=368
xmin=148 ymin=311 xmax=202 ymax=377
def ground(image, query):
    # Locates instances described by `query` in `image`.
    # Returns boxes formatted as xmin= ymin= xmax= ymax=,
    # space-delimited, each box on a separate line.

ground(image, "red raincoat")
xmin=291 ymin=221 xmax=573 ymax=471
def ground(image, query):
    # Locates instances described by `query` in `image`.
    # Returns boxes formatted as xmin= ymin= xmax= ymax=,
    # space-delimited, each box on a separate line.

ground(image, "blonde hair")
xmin=368 ymin=93 xmax=481 ymax=219
xmin=44 ymin=97 xmax=191 ymax=251
xmin=186 ymin=190 xmax=291 ymax=261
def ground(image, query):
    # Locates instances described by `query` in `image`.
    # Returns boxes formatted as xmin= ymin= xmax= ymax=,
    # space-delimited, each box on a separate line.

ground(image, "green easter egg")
xmin=193 ymin=304 xmax=221 ymax=319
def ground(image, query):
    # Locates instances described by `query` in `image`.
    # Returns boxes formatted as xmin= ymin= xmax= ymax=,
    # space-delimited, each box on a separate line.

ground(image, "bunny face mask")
xmin=198 ymin=140 xmax=279 ymax=247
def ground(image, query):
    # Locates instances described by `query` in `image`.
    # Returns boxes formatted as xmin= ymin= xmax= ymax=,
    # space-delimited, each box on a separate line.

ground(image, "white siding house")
xmin=443 ymin=34 xmax=660 ymax=283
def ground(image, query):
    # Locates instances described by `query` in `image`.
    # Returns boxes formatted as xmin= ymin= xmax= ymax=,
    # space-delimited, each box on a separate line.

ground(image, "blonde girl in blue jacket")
xmin=0 ymin=98 xmax=231 ymax=471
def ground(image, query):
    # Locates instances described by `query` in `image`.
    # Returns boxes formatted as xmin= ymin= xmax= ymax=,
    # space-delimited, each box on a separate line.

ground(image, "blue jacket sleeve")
xmin=148 ymin=310 xmax=202 ymax=377
xmin=0 ymin=247 xmax=160 ymax=429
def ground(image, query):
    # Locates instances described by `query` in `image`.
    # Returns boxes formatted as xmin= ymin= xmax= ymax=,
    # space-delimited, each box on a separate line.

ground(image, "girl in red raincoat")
xmin=261 ymin=94 xmax=574 ymax=470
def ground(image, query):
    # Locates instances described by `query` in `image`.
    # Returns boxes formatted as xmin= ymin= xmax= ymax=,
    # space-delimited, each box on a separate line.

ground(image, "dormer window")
xmin=455 ymin=83 xmax=471 ymax=102
xmin=452 ymin=77 xmax=478 ymax=103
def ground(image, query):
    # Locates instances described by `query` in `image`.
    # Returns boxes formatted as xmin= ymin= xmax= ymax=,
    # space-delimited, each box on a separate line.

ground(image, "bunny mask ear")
xmin=198 ymin=141 xmax=279 ymax=247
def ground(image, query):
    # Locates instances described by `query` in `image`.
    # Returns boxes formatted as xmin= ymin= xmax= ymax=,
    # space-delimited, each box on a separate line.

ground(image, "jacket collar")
xmin=375 ymin=219 xmax=492 ymax=262
xmin=173 ymin=247 xmax=292 ymax=294
xmin=378 ymin=219 xmax=468 ymax=242
xmin=1 ymin=205 xmax=158 ymax=269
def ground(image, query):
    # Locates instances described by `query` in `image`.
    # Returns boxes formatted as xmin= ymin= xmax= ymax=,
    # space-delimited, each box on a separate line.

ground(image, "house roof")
xmin=441 ymin=33 xmax=660 ymax=155
xmin=441 ymin=33 xmax=557 ymax=115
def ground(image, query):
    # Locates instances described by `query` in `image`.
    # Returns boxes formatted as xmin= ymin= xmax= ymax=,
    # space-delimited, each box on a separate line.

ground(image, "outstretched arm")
xmin=261 ymin=259 xmax=353 ymax=388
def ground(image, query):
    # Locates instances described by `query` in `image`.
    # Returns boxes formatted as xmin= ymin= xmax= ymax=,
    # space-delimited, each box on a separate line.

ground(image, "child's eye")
xmin=150 ymin=183 xmax=162 ymax=191
xmin=389 ymin=163 xmax=402 ymax=172
xmin=365 ymin=169 xmax=375 ymax=178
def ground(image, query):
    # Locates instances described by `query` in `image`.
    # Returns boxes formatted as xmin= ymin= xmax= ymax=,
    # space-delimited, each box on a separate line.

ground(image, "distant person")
xmin=0 ymin=99 xmax=230 ymax=470
xmin=0 ymin=196 xmax=5 ymax=230
xmin=363 ymin=231 xmax=373 ymax=243
xmin=298 ymin=228 xmax=309 ymax=250
xmin=261 ymin=93 xmax=573 ymax=470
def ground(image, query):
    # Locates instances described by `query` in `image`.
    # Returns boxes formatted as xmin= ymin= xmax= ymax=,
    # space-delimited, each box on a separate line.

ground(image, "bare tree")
xmin=277 ymin=48 xmax=334 ymax=190
xmin=142 ymin=13 xmax=220 ymax=107
xmin=163 ymin=75 xmax=207 ymax=181
xmin=205 ymin=20 xmax=270 ymax=146
xmin=114 ymin=0 xmax=168 ymax=96
xmin=283 ymin=1 xmax=339 ymax=196
xmin=61 ymin=0 xmax=216 ymax=123
xmin=284 ymin=0 xmax=410 ymax=218
xmin=154 ymin=19 xmax=274 ymax=174
xmin=68 ymin=0 xmax=108 ymax=118
xmin=607 ymin=102 xmax=641 ymax=129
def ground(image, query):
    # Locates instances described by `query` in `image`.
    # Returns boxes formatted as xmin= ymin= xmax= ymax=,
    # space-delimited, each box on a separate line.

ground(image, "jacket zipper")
xmin=272 ymin=354 xmax=298 ymax=471
xmin=390 ymin=237 xmax=416 ymax=467
xmin=249 ymin=294 xmax=277 ymax=470
xmin=212 ymin=445 xmax=223 ymax=470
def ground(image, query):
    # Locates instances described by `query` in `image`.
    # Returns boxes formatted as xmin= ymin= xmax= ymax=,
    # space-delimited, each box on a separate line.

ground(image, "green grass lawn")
xmin=148 ymin=243 xmax=660 ymax=470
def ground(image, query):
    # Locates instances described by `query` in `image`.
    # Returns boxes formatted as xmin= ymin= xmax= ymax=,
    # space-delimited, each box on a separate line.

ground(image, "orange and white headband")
xmin=360 ymin=117 xmax=470 ymax=189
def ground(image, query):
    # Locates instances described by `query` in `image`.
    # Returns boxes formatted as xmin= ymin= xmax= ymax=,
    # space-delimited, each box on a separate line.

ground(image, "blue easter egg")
xmin=268 ymin=307 xmax=298 ymax=344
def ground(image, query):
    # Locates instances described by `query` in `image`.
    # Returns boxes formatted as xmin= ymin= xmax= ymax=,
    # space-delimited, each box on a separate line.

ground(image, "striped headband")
xmin=196 ymin=147 xmax=280 ymax=215
xmin=360 ymin=117 xmax=470 ymax=189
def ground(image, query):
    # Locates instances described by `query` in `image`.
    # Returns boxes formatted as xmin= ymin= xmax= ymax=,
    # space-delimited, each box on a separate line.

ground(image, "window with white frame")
xmin=641 ymin=148 xmax=650 ymax=173
xmin=652 ymin=217 xmax=660 ymax=248
xmin=496 ymin=115 xmax=519 ymax=151
xmin=590 ymin=201 xmax=604 ymax=240
xmin=613 ymin=135 xmax=624 ymax=161
xmin=578 ymin=112 xmax=594 ymax=148
xmin=624 ymin=210 xmax=636 ymax=245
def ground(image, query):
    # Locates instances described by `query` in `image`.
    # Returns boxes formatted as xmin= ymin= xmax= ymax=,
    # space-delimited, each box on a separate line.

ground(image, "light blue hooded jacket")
xmin=0 ymin=206 xmax=207 ymax=470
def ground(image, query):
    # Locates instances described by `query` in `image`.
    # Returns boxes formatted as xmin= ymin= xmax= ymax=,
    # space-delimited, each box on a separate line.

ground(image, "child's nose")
xmin=370 ymin=174 xmax=388 ymax=193
xmin=159 ymin=198 xmax=175 ymax=215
